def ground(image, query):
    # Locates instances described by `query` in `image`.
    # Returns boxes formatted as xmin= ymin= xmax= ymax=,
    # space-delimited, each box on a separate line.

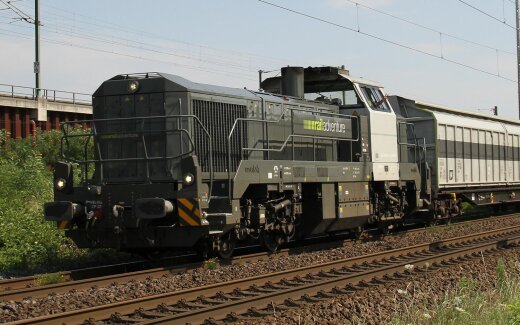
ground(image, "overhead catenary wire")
xmin=457 ymin=0 xmax=517 ymax=30
xmin=0 ymin=0 xmax=286 ymax=86
xmin=0 ymin=26 xmax=259 ymax=82
xmin=0 ymin=0 xmax=33 ymax=23
xmin=12 ymin=0 xmax=286 ymax=78
xmin=256 ymin=0 xmax=517 ymax=83
xmin=345 ymin=0 xmax=515 ymax=56
xmin=1 ymin=0 xmax=516 ymax=87
xmin=29 ymin=0 xmax=520 ymax=62
xmin=0 ymin=1 xmax=280 ymax=82
xmin=20 ymin=0 xmax=287 ymax=68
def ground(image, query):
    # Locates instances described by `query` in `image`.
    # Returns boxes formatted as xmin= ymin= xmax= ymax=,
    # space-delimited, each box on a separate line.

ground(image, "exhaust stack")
xmin=281 ymin=66 xmax=304 ymax=98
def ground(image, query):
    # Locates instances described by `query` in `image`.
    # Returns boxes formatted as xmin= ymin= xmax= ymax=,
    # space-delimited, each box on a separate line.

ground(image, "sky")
xmin=0 ymin=0 xmax=518 ymax=118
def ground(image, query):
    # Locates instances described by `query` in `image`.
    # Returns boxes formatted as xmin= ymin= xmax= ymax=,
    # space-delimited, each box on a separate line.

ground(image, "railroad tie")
xmin=283 ymin=298 xmax=303 ymax=308
xmin=136 ymin=309 xmax=171 ymax=319
xmin=156 ymin=303 xmax=189 ymax=314
xmin=249 ymin=284 xmax=277 ymax=293
xmin=301 ymin=293 xmax=328 ymax=303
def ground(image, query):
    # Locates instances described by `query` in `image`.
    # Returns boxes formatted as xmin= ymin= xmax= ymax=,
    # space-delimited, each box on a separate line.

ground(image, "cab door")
xmin=357 ymin=85 xmax=399 ymax=181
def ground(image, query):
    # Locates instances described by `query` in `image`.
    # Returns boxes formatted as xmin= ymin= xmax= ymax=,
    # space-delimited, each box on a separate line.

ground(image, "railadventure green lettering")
xmin=303 ymin=119 xmax=346 ymax=133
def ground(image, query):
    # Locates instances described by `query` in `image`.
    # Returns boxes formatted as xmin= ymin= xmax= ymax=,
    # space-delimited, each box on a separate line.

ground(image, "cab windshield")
xmin=304 ymin=89 xmax=362 ymax=107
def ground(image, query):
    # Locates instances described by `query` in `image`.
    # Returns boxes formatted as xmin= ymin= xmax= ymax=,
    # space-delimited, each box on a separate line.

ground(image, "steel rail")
xmin=0 ymin=239 xmax=352 ymax=301
xmin=0 ymin=212 xmax=517 ymax=301
xmin=150 ymin=234 xmax=519 ymax=325
xmin=7 ymin=225 xmax=520 ymax=325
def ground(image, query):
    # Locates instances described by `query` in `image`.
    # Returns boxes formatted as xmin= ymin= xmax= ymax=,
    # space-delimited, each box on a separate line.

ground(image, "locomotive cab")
xmin=262 ymin=67 xmax=422 ymax=231
xmin=266 ymin=66 xmax=400 ymax=178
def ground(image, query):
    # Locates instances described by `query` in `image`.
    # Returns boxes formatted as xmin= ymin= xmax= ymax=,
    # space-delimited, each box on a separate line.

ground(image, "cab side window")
xmin=360 ymin=86 xmax=390 ymax=112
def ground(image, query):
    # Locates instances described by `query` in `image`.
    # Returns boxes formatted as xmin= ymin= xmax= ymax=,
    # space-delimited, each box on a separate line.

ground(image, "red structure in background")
xmin=0 ymin=84 xmax=92 ymax=139
xmin=0 ymin=107 xmax=91 ymax=139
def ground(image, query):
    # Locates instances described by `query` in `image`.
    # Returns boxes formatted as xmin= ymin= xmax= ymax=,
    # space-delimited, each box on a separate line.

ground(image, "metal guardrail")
xmin=0 ymin=83 xmax=91 ymax=105
xmin=60 ymin=115 xmax=213 ymax=193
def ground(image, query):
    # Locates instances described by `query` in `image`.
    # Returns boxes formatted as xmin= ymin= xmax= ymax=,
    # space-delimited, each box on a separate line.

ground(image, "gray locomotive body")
xmin=44 ymin=66 xmax=486 ymax=256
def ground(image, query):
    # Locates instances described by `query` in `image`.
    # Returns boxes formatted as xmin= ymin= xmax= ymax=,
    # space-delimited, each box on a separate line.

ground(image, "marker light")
xmin=128 ymin=80 xmax=139 ymax=93
xmin=183 ymin=173 xmax=194 ymax=186
xmin=55 ymin=178 xmax=66 ymax=191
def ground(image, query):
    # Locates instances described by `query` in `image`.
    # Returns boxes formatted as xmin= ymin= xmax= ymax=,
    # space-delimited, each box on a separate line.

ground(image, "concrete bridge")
xmin=0 ymin=84 xmax=92 ymax=138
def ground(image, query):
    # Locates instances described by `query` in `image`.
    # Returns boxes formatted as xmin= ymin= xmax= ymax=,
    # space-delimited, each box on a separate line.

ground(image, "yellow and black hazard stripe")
xmin=177 ymin=198 xmax=201 ymax=226
xmin=57 ymin=220 xmax=70 ymax=229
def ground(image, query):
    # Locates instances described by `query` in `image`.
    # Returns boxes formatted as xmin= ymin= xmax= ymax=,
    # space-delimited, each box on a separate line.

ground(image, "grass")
xmin=426 ymin=224 xmax=440 ymax=233
xmin=203 ymin=258 xmax=219 ymax=270
xmin=393 ymin=258 xmax=520 ymax=325
xmin=34 ymin=273 xmax=65 ymax=286
xmin=461 ymin=202 xmax=476 ymax=213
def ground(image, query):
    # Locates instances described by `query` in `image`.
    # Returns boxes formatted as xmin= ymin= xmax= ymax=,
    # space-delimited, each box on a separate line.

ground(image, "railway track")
xmin=0 ymin=212 xmax=516 ymax=302
xmin=0 ymin=239 xmax=351 ymax=301
xmin=7 ymin=223 xmax=520 ymax=325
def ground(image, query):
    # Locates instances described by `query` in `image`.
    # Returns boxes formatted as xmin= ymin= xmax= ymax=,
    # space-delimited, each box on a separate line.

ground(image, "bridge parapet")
xmin=0 ymin=83 xmax=92 ymax=138
xmin=0 ymin=83 xmax=91 ymax=105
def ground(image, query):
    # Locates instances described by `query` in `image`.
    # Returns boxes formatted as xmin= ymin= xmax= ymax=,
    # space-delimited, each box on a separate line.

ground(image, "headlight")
xmin=183 ymin=173 xmax=194 ymax=186
xmin=55 ymin=178 xmax=66 ymax=191
xmin=128 ymin=80 xmax=139 ymax=93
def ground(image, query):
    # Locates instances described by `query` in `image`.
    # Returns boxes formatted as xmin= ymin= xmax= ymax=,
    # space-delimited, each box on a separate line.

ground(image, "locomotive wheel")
xmin=262 ymin=231 xmax=283 ymax=253
xmin=195 ymin=240 xmax=212 ymax=260
xmin=378 ymin=223 xmax=390 ymax=235
xmin=140 ymin=250 xmax=162 ymax=261
xmin=217 ymin=235 xmax=236 ymax=260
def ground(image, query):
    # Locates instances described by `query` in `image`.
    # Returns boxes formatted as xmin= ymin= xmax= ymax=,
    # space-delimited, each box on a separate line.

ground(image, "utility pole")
xmin=34 ymin=0 xmax=40 ymax=97
xmin=517 ymin=0 xmax=520 ymax=118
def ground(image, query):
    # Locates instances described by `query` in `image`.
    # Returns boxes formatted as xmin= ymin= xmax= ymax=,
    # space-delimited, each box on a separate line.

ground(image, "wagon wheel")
xmin=352 ymin=225 xmax=365 ymax=239
xmin=427 ymin=219 xmax=438 ymax=227
xmin=217 ymin=235 xmax=236 ymax=260
xmin=262 ymin=231 xmax=284 ymax=253
xmin=425 ymin=212 xmax=437 ymax=227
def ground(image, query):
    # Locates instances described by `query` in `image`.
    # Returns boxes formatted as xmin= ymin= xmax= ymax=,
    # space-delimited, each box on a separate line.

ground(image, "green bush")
xmin=0 ymin=128 xmax=122 ymax=274
xmin=0 ymin=145 xmax=58 ymax=271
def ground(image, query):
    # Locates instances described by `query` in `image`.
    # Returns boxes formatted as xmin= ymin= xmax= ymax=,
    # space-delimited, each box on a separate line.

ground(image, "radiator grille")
xmin=193 ymin=100 xmax=247 ymax=173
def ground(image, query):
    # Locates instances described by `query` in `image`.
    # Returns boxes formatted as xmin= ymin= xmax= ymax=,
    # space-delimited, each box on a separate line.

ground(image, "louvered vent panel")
xmin=193 ymin=100 xmax=247 ymax=173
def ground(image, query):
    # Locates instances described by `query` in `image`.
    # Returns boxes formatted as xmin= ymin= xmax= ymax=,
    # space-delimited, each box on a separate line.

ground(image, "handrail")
xmin=0 ymin=83 xmax=91 ymax=104
xmin=59 ymin=115 xmax=213 ymax=200
xmin=226 ymin=104 xmax=360 ymax=200
xmin=397 ymin=120 xmax=429 ymax=199
xmin=397 ymin=121 xmax=421 ymax=164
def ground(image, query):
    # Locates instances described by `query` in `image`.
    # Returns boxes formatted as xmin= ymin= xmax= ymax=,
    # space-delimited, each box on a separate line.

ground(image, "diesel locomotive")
xmin=43 ymin=66 xmax=520 ymax=258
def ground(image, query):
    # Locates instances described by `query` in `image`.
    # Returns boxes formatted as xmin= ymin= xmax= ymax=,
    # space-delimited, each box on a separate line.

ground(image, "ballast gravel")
xmin=235 ymin=245 xmax=520 ymax=324
xmin=1 ymin=215 xmax=520 ymax=322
